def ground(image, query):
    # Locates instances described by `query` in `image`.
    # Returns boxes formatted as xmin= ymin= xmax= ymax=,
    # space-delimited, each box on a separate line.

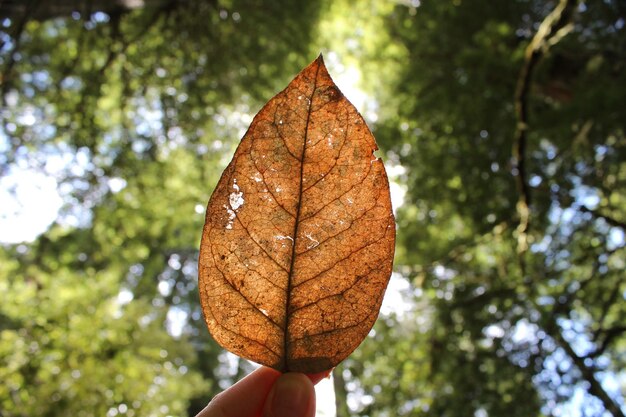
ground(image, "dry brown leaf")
xmin=198 ymin=55 xmax=395 ymax=373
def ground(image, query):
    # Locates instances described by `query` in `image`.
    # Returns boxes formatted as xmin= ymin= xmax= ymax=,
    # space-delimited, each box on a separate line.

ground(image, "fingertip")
xmin=195 ymin=367 xmax=280 ymax=417
xmin=264 ymin=373 xmax=316 ymax=417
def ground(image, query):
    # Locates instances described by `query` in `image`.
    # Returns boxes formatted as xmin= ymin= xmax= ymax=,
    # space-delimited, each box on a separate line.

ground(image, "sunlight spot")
xmin=484 ymin=324 xmax=505 ymax=339
xmin=475 ymin=409 xmax=487 ymax=417
xmin=0 ymin=168 xmax=62 ymax=243
xmin=166 ymin=307 xmax=188 ymax=338
xmin=386 ymin=162 xmax=406 ymax=214
xmin=608 ymin=227 xmax=624 ymax=250
xmin=380 ymin=272 xmax=412 ymax=317
xmin=108 ymin=177 xmax=127 ymax=193
xmin=158 ymin=280 xmax=173 ymax=297
xmin=511 ymin=319 xmax=539 ymax=344
xmin=117 ymin=289 xmax=134 ymax=305
xmin=18 ymin=109 xmax=36 ymax=126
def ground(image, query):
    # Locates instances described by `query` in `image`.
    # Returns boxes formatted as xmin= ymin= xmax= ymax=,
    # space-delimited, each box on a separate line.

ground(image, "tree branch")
xmin=532 ymin=251 xmax=625 ymax=417
xmin=588 ymin=326 xmax=626 ymax=359
xmin=581 ymin=206 xmax=626 ymax=230
xmin=553 ymin=328 xmax=625 ymax=417
xmin=512 ymin=0 xmax=578 ymax=254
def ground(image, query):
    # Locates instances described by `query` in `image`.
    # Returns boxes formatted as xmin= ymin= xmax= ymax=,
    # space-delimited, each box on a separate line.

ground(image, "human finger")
xmin=195 ymin=366 xmax=281 ymax=417
xmin=262 ymin=372 xmax=316 ymax=417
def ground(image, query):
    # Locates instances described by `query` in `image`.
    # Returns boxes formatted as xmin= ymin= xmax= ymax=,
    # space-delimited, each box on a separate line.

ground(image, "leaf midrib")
xmin=282 ymin=56 xmax=322 ymax=372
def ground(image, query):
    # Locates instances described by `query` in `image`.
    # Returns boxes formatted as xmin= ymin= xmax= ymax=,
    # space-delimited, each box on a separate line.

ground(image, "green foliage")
xmin=0 ymin=249 xmax=207 ymax=416
xmin=352 ymin=0 xmax=626 ymax=416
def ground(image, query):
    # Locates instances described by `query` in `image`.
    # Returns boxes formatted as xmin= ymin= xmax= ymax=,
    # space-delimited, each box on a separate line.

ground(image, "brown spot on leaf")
xmin=198 ymin=55 xmax=395 ymax=374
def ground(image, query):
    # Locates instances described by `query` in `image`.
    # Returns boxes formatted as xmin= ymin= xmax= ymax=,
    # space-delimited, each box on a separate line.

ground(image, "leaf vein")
xmin=207 ymin=233 xmax=284 ymax=330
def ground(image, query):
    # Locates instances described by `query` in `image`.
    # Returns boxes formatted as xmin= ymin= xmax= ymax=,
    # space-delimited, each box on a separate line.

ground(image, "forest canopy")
xmin=1 ymin=0 xmax=624 ymax=416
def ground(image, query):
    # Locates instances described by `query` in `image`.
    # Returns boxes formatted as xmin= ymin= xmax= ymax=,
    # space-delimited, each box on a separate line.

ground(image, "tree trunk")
xmin=333 ymin=364 xmax=351 ymax=417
